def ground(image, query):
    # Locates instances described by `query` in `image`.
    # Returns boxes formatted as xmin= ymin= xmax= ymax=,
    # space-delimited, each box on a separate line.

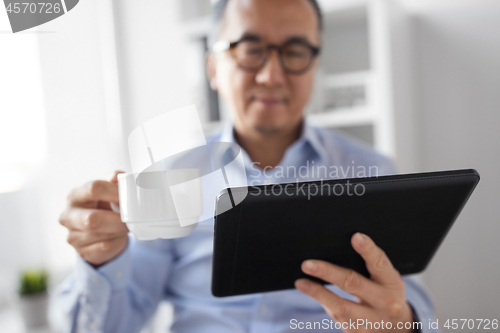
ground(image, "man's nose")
xmin=255 ymin=49 xmax=286 ymax=86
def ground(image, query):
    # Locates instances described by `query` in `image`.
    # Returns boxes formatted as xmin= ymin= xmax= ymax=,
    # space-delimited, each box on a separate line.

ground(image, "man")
xmin=55 ymin=0 xmax=438 ymax=332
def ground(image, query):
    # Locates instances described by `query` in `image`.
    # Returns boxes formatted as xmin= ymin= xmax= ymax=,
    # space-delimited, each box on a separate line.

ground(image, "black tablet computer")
xmin=211 ymin=169 xmax=480 ymax=297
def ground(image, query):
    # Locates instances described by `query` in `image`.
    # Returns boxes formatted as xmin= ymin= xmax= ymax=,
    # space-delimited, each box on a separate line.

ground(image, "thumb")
xmin=110 ymin=170 xmax=125 ymax=184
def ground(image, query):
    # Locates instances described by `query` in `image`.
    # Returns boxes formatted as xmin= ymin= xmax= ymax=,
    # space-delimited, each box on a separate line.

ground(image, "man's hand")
xmin=295 ymin=233 xmax=416 ymax=332
xmin=59 ymin=171 xmax=129 ymax=267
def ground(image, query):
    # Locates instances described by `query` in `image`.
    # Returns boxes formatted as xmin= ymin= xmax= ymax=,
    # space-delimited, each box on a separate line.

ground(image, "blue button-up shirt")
xmin=52 ymin=120 xmax=439 ymax=332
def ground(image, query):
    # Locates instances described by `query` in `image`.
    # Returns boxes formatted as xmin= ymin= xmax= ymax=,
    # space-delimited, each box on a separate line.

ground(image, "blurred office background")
xmin=0 ymin=0 xmax=499 ymax=331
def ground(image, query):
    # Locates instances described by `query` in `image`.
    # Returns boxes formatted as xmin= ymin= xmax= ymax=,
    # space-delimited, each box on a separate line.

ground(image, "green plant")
xmin=18 ymin=269 xmax=48 ymax=296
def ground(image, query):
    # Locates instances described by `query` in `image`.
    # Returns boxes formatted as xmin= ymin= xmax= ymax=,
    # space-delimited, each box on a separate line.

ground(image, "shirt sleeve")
xmin=50 ymin=234 xmax=175 ymax=333
xmin=404 ymin=276 xmax=441 ymax=333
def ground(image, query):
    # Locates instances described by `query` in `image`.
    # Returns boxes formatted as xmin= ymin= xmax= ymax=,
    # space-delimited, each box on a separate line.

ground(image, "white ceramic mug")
xmin=112 ymin=168 xmax=202 ymax=240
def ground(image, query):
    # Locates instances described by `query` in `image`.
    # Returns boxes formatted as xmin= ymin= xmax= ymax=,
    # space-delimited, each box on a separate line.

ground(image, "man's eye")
xmin=285 ymin=51 xmax=308 ymax=58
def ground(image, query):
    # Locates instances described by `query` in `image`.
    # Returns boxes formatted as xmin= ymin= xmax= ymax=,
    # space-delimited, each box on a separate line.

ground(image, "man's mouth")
xmin=253 ymin=95 xmax=287 ymax=106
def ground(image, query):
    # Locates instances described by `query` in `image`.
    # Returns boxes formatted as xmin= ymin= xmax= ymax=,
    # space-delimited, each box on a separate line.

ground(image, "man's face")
xmin=209 ymin=0 xmax=320 ymax=136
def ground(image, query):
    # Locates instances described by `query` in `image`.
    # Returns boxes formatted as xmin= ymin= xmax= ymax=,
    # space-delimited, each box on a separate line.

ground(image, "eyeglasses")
xmin=212 ymin=37 xmax=320 ymax=75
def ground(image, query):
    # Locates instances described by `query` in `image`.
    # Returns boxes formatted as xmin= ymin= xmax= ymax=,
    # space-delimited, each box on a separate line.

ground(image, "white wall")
xmin=2 ymin=0 xmax=123 ymax=284
xmin=404 ymin=0 xmax=500 ymax=324
xmin=36 ymin=0 xmax=122 ymax=277
xmin=112 ymin=0 xmax=199 ymax=134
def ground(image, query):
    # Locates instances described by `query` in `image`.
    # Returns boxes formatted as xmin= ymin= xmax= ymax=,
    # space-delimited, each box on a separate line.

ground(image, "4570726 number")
xmin=444 ymin=319 xmax=498 ymax=330
xmin=6 ymin=2 xmax=62 ymax=14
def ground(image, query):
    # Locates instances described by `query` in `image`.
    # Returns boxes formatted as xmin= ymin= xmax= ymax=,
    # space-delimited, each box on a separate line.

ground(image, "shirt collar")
xmin=219 ymin=120 xmax=237 ymax=145
xmin=300 ymin=118 xmax=330 ymax=164
xmin=218 ymin=118 xmax=330 ymax=166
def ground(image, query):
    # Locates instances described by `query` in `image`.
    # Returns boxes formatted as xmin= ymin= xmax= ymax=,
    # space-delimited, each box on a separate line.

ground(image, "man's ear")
xmin=206 ymin=51 xmax=218 ymax=91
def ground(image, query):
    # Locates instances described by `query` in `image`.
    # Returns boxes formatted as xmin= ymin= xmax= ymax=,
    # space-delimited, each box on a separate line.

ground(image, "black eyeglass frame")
xmin=213 ymin=38 xmax=321 ymax=75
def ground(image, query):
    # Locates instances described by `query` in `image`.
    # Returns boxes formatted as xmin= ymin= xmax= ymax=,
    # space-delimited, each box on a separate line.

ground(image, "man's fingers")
xmin=351 ymin=233 xmax=403 ymax=288
xmin=68 ymin=179 xmax=119 ymax=207
xmin=77 ymin=236 xmax=128 ymax=266
xmin=300 ymin=259 xmax=399 ymax=312
xmin=295 ymin=278 xmax=373 ymax=321
xmin=67 ymin=230 xmax=128 ymax=249
xmin=59 ymin=207 xmax=128 ymax=233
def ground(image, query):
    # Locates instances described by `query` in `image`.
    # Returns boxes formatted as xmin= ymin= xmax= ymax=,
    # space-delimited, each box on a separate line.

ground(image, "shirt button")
xmin=260 ymin=305 xmax=269 ymax=314
xmin=115 ymin=270 xmax=123 ymax=278
xmin=91 ymin=277 xmax=101 ymax=284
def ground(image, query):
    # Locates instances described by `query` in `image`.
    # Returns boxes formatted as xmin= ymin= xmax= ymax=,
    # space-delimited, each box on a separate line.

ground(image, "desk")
xmin=0 ymin=306 xmax=52 ymax=333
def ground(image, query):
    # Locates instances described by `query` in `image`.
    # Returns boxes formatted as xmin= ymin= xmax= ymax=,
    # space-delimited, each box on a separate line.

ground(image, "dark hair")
xmin=208 ymin=0 xmax=323 ymax=48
